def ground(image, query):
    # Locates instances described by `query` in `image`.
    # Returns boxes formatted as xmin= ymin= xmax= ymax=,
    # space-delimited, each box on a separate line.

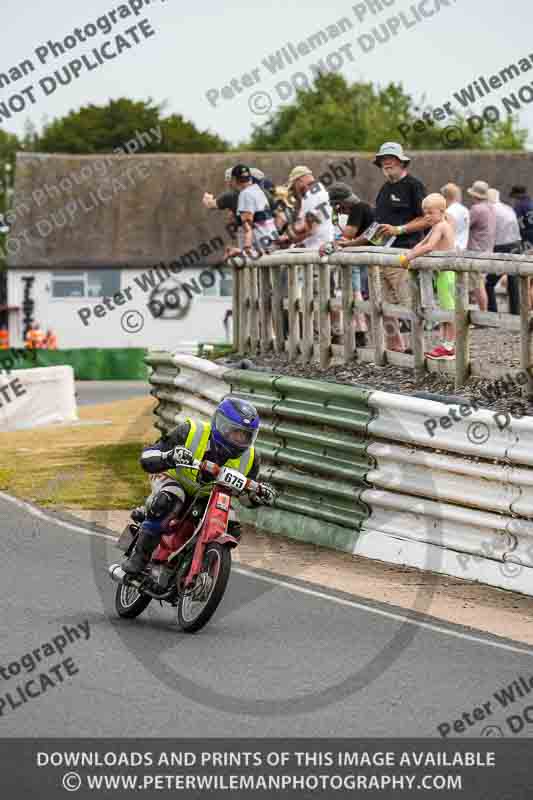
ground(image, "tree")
xmin=36 ymin=98 xmax=228 ymax=153
xmin=0 ymin=128 xmax=19 ymax=170
xmin=159 ymin=114 xmax=228 ymax=153
xmin=0 ymin=128 xmax=19 ymax=310
xmin=247 ymin=73 xmax=527 ymax=151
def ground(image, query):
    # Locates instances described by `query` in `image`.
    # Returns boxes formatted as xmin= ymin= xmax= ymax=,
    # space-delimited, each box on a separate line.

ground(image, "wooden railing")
xmin=230 ymin=247 xmax=533 ymax=391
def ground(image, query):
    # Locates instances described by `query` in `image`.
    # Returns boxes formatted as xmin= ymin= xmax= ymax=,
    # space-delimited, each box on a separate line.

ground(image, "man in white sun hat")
xmin=350 ymin=142 xmax=429 ymax=352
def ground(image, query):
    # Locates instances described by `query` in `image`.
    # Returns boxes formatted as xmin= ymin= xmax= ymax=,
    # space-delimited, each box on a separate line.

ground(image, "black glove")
xmin=255 ymin=482 xmax=276 ymax=506
xmin=171 ymin=447 xmax=194 ymax=467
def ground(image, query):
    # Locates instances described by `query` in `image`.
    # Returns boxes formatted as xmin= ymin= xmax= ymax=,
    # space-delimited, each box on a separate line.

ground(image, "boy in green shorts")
xmin=398 ymin=193 xmax=456 ymax=360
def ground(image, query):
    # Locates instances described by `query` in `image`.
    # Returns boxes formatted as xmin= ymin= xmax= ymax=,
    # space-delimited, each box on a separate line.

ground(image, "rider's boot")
xmin=122 ymin=524 xmax=160 ymax=575
xmin=130 ymin=506 xmax=146 ymax=524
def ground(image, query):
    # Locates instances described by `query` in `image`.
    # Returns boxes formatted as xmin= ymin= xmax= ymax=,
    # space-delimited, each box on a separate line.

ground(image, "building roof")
xmin=7 ymin=151 xmax=238 ymax=270
xmin=7 ymin=149 xmax=533 ymax=270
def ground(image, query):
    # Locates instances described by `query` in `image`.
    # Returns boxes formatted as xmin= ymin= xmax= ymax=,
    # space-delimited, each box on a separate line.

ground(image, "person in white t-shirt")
xmin=280 ymin=166 xmax=334 ymax=248
xmin=228 ymin=164 xmax=279 ymax=257
xmin=278 ymin=166 xmax=339 ymax=336
xmin=441 ymin=183 xmax=470 ymax=249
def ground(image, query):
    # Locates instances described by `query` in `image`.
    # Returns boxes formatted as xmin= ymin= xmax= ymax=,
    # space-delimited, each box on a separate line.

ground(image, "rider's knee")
xmin=146 ymin=484 xmax=186 ymax=521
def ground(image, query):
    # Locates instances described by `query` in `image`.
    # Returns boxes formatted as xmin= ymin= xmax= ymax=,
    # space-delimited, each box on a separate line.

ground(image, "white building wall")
xmin=7 ymin=267 xmax=233 ymax=349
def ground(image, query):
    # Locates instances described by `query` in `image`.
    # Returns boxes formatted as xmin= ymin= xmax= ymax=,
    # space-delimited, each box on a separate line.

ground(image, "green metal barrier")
xmin=0 ymin=348 xmax=149 ymax=380
xmin=145 ymin=353 xmax=375 ymax=549
xmin=224 ymin=369 xmax=374 ymax=533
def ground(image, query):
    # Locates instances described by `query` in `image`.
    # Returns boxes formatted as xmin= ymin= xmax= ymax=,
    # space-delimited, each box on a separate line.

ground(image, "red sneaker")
xmin=425 ymin=344 xmax=455 ymax=360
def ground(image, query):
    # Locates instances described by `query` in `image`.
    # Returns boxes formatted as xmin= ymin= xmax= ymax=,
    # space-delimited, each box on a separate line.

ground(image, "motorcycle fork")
xmin=184 ymin=489 xmax=230 ymax=588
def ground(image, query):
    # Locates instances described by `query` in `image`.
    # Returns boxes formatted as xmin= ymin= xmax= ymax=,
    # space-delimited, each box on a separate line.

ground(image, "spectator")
xmin=202 ymin=166 xmax=269 ymax=212
xmin=250 ymin=169 xmax=278 ymax=215
xmin=280 ymin=166 xmax=334 ymax=336
xmin=282 ymin=166 xmax=334 ymax=248
xmin=250 ymin=167 xmax=265 ymax=185
xmin=350 ymin=142 xmax=428 ymax=353
xmin=441 ymin=183 xmax=470 ymax=250
xmin=399 ymin=194 xmax=456 ymax=360
xmin=485 ymin=188 xmax=522 ymax=315
xmin=466 ymin=180 xmax=496 ymax=311
xmin=0 ymin=327 xmax=8 ymax=349
xmin=45 ymin=329 xmax=58 ymax=349
xmin=509 ymin=185 xmax=533 ymax=248
xmin=209 ymin=190 xmax=242 ymax=255
xmin=230 ymin=164 xmax=279 ymax=256
xmin=271 ymin=184 xmax=296 ymax=237
xmin=510 ymin=184 xmax=533 ymax=307
xmin=25 ymin=322 xmax=46 ymax=349
xmin=202 ymin=166 xmax=235 ymax=210
xmin=326 ymin=182 xmax=373 ymax=345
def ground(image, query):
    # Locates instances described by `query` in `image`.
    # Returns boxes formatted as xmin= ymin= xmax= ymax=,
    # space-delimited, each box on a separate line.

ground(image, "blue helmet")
xmin=211 ymin=396 xmax=259 ymax=461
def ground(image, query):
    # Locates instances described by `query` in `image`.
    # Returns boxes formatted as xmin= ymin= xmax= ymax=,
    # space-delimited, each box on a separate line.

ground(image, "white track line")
xmin=0 ymin=491 xmax=116 ymax=542
xmin=3 ymin=491 xmax=533 ymax=657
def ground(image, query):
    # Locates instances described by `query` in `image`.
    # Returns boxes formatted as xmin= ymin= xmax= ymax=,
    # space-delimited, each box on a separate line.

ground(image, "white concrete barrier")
xmin=0 ymin=366 xmax=78 ymax=431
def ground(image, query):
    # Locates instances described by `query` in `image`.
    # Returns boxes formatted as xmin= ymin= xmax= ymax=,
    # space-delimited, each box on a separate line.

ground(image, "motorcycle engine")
xmin=150 ymin=563 xmax=174 ymax=588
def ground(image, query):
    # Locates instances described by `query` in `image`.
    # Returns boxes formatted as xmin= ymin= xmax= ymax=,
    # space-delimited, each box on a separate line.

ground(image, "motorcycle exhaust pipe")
xmin=109 ymin=563 xmax=177 ymax=600
xmin=109 ymin=563 xmax=141 ymax=589
xmin=109 ymin=563 xmax=126 ymax=584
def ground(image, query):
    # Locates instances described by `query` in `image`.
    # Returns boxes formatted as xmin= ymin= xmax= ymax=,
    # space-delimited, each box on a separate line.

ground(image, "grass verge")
xmin=0 ymin=396 xmax=158 ymax=509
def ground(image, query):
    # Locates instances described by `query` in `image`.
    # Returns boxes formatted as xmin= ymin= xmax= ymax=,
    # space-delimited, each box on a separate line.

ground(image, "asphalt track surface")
xmin=2 ymin=492 xmax=533 ymax=739
xmin=75 ymin=381 xmax=148 ymax=406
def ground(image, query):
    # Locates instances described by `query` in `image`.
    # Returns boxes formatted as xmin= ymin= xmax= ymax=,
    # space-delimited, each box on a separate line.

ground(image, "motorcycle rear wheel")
xmin=115 ymin=582 xmax=152 ymax=619
xmin=176 ymin=543 xmax=231 ymax=633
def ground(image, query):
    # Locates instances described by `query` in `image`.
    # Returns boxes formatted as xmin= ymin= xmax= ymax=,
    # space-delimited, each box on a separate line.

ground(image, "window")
xmin=51 ymin=270 xmax=121 ymax=299
xmin=51 ymin=272 xmax=85 ymax=298
xmin=220 ymin=269 xmax=233 ymax=297
xmin=200 ymin=267 xmax=233 ymax=297
xmin=88 ymin=271 xmax=121 ymax=297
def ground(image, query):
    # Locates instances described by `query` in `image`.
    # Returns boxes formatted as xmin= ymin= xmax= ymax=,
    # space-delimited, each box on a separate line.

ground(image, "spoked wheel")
xmin=177 ymin=543 xmax=231 ymax=633
xmin=115 ymin=581 xmax=152 ymax=619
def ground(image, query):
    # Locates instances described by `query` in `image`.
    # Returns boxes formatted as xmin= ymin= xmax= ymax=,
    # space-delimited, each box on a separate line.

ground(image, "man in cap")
xmin=229 ymin=164 xmax=279 ymax=256
xmin=327 ymin=182 xmax=375 ymax=248
xmin=466 ymin=180 xmax=496 ymax=311
xmin=350 ymin=142 xmax=428 ymax=352
xmin=202 ymin=166 xmax=270 ymax=212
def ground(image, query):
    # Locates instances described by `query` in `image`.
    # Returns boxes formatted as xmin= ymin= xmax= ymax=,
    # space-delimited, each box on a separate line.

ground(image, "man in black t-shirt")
xmin=350 ymin=143 xmax=429 ymax=352
xmin=328 ymin=182 xmax=375 ymax=241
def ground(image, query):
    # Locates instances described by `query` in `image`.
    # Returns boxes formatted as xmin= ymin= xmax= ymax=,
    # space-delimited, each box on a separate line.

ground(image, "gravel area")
xmin=220 ymin=326 xmax=533 ymax=415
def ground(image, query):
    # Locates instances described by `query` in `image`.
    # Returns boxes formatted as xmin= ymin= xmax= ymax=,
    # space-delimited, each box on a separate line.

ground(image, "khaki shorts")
xmin=381 ymin=267 xmax=410 ymax=306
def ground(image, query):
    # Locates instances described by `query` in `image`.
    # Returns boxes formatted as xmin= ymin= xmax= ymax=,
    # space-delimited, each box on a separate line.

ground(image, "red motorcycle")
xmin=109 ymin=459 xmax=272 ymax=633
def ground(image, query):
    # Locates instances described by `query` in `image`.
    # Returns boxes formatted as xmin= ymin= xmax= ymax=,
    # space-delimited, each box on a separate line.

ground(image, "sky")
xmin=1 ymin=0 xmax=532 ymax=149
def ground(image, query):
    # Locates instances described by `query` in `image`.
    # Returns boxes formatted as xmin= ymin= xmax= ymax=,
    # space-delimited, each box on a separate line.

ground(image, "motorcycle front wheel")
xmin=176 ymin=543 xmax=231 ymax=633
xmin=115 ymin=582 xmax=152 ymax=619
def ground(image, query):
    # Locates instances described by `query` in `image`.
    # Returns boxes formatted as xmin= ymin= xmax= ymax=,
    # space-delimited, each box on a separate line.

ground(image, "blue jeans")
xmin=352 ymin=266 xmax=369 ymax=296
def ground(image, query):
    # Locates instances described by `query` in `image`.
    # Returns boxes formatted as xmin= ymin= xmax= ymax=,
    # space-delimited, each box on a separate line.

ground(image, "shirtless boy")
xmin=399 ymin=193 xmax=457 ymax=360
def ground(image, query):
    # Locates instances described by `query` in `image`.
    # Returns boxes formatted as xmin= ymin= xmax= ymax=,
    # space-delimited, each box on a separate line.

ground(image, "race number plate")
xmin=218 ymin=466 xmax=246 ymax=493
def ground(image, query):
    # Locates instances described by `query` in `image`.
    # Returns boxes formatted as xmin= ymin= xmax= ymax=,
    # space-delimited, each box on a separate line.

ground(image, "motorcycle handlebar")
xmin=177 ymin=457 xmax=260 ymax=495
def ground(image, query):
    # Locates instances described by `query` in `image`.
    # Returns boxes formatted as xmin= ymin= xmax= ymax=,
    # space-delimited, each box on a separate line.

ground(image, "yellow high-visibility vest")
xmin=170 ymin=417 xmax=255 ymax=496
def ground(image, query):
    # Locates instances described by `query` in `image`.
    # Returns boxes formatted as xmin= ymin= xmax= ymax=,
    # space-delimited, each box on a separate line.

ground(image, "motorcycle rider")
xmin=122 ymin=396 xmax=275 ymax=575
